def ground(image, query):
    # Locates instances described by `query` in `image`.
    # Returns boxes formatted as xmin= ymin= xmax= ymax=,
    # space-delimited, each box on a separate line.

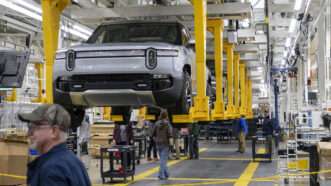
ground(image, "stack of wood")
xmin=318 ymin=142 xmax=331 ymax=185
xmin=0 ymin=128 xmax=28 ymax=185
xmin=88 ymin=122 xmax=115 ymax=158
xmin=0 ymin=128 xmax=28 ymax=143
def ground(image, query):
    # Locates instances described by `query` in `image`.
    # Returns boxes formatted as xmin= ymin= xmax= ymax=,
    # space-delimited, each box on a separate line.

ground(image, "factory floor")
xmin=84 ymin=139 xmax=287 ymax=186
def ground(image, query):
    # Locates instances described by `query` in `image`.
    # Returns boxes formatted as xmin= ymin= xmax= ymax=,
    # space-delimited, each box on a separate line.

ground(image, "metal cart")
xmin=100 ymin=145 xmax=136 ymax=183
xmin=252 ymin=135 xmax=273 ymax=162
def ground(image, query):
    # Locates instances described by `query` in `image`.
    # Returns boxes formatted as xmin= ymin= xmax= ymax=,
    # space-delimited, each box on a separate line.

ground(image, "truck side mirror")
xmin=186 ymin=39 xmax=195 ymax=50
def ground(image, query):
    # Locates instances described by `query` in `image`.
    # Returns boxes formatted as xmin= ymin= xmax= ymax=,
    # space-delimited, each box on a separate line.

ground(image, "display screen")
xmin=0 ymin=49 xmax=30 ymax=88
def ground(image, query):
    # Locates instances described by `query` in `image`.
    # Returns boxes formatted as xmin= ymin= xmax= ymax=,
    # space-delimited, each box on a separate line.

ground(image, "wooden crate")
xmin=90 ymin=124 xmax=115 ymax=136
xmin=0 ymin=128 xmax=28 ymax=143
xmin=89 ymin=136 xmax=112 ymax=146
xmin=88 ymin=144 xmax=110 ymax=158
xmin=88 ymin=146 xmax=101 ymax=158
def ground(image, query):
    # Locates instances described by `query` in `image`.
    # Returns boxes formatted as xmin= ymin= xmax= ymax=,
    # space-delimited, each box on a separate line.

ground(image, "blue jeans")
xmin=157 ymin=145 xmax=169 ymax=179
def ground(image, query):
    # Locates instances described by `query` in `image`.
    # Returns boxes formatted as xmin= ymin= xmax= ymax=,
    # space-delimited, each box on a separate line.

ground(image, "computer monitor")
xmin=0 ymin=49 xmax=30 ymax=88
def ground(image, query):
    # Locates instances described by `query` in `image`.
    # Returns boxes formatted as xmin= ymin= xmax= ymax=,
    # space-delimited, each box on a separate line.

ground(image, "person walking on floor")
xmin=171 ymin=125 xmax=181 ymax=160
xmin=18 ymin=104 xmax=91 ymax=186
xmin=262 ymin=114 xmax=273 ymax=137
xmin=262 ymin=113 xmax=274 ymax=154
xmin=189 ymin=122 xmax=199 ymax=159
xmin=237 ymin=115 xmax=248 ymax=153
xmin=113 ymin=122 xmax=133 ymax=146
xmin=145 ymin=120 xmax=158 ymax=161
xmin=153 ymin=110 xmax=172 ymax=180
xmin=113 ymin=121 xmax=134 ymax=168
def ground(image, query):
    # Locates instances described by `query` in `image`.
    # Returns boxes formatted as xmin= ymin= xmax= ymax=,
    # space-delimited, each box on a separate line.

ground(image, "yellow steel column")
xmin=192 ymin=0 xmax=209 ymax=121
xmin=245 ymin=74 xmax=249 ymax=116
xmin=239 ymin=62 xmax=247 ymax=115
xmin=103 ymin=107 xmax=111 ymax=120
xmin=207 ymin=18 xmax=225 ymax=120
xmin=225 ymin=42 xmax=235 ymax=118
xmin=41 ymin=0 xmax=70 ymax=103
xmin=5 ymin=89 xmax=17 ymax=102
xmin=234 ymin=53 xmax=240 ymax=117
xmin=247 ymin=79 xmax=253 ymax=119
xmin=31 ymin=63 xmax=46 ymax=103
xmin=138 ymin=107 xmax=155 ymax=121
xmin=138 ymin=107 xmax=147 ymax=121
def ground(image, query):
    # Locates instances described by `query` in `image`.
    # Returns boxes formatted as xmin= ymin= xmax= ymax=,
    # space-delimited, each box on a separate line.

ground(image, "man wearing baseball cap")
xmin=18 ymin=104 xmax=91 ymax=186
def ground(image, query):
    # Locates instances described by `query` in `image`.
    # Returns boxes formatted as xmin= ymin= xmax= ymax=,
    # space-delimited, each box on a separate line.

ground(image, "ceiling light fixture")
xmin=0 ymin=0 xmax=92 ymax=40
xmin=283 ymin=51 xmax=288 ymax=58
xmin=289 ymin=19 xmax=297 ymax=33
xmin=72 ymin=24 xmax=93 ymax=36
xmin=0 ymin=0 xmax=42 ymax=21
xmin=285 ymin=37 xmax=291 ymax=47
xmin=12 ymin=0 xmax=42 ymax=13
xmin=294 ymin=0 xmax=303 ymax=11
xmin=60 ymin=26 xmax=89 ymax=40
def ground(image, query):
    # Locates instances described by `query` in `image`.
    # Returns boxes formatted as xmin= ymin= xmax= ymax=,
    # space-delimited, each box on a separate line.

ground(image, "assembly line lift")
xmin=39 ymin=0 xmax=253 ymax=126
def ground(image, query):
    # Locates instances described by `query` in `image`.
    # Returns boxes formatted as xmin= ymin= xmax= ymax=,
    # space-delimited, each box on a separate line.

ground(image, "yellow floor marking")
xmin=233 ymin=148 xmax=264 ymax=186
xmin=0 ymin=173 xmax=26 ymax=180
xmin=144 ymin=177 xmax=236 ymax=181
xmin=93 ymin=148 xmax=208 ymax=186
xmin=258 ymin=148 xmax=267 ymax=154
xmin=161 ymin=180 xmax=235 ymax=186
xmin=159 ymin=177 xmax=276 ymax=186
xmin=200 ymin=157 xmax=276 ymax=161
xmin=145 ymin=177 xmax=277 ymax=182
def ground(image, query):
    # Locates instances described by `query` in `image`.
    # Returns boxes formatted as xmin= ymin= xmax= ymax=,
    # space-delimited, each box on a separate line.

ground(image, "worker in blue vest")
xmin=237 ymin=115 xmax=248 ymax=153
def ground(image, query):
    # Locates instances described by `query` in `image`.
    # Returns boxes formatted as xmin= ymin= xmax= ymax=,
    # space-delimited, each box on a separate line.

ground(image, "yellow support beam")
xmin=5 ymin=89 xmax=17 ymax=102
xmin=105 ymin=107 xmax=124 ymax=122
xmin=41 ymin=0 xmax=70 ymax=103
xmin=224 ymin=42 xmax=235 ymax=119
xmin=246 ymin=79 xmax=253 ymax=119
xmin=138 ymin=107 xmax=155 ymax=121
xmin=239 ymin=62 xmax=247 ymax=116
xmin=234 ymin=53 xmax=240 ymax=117
xmin=103 ymin=107 xmax=111 ymax=120
xmin=207 ymin=18 xmax=225 ymax=121
xmin=110 ymin=115 xmax=124 ymax=122
xmin=172 ymin=108 xmax=195 ymax=124
xmin=245 ymin=73 xmax=249 ymax=116
xmin=31 ymin=63 xmax=46 ymax=103
xmin=191 ymin=0 xmax=209 ymax=121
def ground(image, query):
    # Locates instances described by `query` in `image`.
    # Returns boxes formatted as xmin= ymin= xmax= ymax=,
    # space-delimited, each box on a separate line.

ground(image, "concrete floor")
xmin=85 ymin=140 xmax=281 ymax=186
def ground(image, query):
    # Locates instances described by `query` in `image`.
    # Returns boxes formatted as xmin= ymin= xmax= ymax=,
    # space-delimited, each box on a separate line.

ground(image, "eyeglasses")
xmin=27 ymin=121 xmax=52 ymax=133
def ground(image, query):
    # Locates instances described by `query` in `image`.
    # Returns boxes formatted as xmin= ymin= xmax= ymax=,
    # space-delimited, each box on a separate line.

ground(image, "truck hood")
xmin=57 ymin=42 xmax=178 ymax=53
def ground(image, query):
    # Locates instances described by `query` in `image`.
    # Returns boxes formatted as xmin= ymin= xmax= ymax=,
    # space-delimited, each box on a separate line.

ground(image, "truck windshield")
xmin=87 ymin=23 xmax=180 ymax=45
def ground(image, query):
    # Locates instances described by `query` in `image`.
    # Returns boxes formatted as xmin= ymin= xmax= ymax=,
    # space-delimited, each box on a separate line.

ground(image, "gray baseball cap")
xmin=18 ymin=104 xmax=71 ymax=131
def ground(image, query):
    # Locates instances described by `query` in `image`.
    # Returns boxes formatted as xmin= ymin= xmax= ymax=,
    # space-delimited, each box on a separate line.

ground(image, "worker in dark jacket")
xmin=18 ymin=104 xmax=91 ymax=186
xmin=153 ymin=110 xmax=172 ymax=180
xmin=236 ymin=115 xmax=248 ymax=153
xmin=262 ymin=114 xmax=273 ymax=136
xmin=262 ymin=114 xmax=274 ymax=153
xmin=113 ymin=122 xmax=133 ymax=145
xmin=145 ymin=120 xmax=158 ymax=161
xmin=189 ymin=123 xmax=199 ymax=159
xmin=113 ymin=122 xmax=134 ymax=168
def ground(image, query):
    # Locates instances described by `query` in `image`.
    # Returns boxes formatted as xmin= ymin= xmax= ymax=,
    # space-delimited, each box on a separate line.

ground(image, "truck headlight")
xmin=65 ymin=49 xmax=76 ymax=71
xmin=145 ymin=48 xmax=157 ymax=70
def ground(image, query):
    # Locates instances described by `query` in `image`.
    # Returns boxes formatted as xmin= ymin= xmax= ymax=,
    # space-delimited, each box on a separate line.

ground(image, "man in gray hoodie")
xmin=153 ymin=110 xmax=172 ymax=180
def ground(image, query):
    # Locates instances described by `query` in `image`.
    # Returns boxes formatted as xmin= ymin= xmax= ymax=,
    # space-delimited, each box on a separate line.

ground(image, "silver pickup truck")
xmin=54 ymin=20 xmax=212 ymax=125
